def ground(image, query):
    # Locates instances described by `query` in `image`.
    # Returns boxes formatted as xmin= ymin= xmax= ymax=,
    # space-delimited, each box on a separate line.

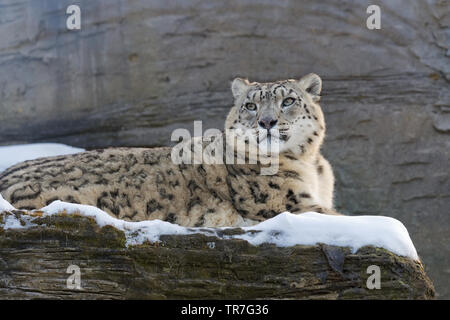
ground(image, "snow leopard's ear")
xmin=298 ymin=73 xmax=322 ymax=102
xmin=231 ymin=78 xmax=250 ymax=99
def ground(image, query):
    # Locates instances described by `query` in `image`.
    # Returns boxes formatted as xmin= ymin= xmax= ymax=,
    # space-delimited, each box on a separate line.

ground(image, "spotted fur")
xmin=0 ymin=74 xmax=337 ymax=227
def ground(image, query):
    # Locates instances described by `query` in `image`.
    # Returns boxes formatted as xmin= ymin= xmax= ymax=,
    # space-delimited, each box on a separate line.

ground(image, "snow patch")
xmin=40 ymin=201 xmax=204 ymax=246
xmin=238 ymin=212 xmax=418 ymax=260
xmin=0 ymin=143 xmax=84 ymax=172
xmin=1 ymin=214 xmax=37 ymax=230
xmin=0 ymin=193 xmax=15 ymax=212
xmin=0 ymin=196 xmax=419 ymax=260
xmin=0 ymin=195 xmax=37 ymax=229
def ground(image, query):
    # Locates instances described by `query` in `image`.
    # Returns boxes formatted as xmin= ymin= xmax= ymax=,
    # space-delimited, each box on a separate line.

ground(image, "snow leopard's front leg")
xmin=282 ymin=187 xmax=341 ymax=216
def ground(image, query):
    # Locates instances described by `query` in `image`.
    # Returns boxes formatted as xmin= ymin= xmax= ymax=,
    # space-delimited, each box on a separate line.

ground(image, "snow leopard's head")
xmin=225 ymin=73 xmax=326 ymax=156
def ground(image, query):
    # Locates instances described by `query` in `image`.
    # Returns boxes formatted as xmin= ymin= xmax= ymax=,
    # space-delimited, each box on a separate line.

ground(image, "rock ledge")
xmin=0 ymin=211 xmax=435 ymax=299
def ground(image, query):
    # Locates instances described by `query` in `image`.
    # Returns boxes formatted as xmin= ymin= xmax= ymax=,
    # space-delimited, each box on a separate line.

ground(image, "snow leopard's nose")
xmin=258 ymin=117 xmax=278 ymax=130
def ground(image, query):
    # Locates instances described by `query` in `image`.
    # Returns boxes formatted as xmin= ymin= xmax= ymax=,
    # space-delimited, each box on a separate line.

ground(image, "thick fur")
xmin=0 ymin=74 xmax=338 ymax=227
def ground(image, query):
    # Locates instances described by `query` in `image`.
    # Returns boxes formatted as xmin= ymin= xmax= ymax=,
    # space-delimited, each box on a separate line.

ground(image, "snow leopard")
xmin=0 ymin=73 xmax=338 ymax=227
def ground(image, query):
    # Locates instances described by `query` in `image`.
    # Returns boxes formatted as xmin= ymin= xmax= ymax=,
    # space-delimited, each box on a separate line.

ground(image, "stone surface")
xmin=0 ymin=211 xmax=435 ymax=299
xmin=0 ymin=0 xmax=448 ymax=297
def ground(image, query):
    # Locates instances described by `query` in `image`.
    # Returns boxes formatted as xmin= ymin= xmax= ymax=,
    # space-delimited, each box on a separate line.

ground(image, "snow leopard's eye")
xmin=245 ymin=102 xmax=257 ymax=111
xmin=281 ymin=97 xmax=296 ymax=108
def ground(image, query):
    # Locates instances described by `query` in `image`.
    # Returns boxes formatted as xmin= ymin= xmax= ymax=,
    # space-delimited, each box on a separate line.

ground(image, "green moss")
xmin=12 ymin=212 xmax=128 ymax=249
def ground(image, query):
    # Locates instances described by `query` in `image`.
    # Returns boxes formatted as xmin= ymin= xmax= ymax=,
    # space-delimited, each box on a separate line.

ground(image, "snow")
xmin=40 ymin=201 xmax=195 ymax=246
xmin=0 ymin=143 xmax=84 ymax=172
xmin=1 ymin=213 xmax=37 ymax=230
xmin=237 ymin=212 xmax=418 ymax=260
xmin=0 ymin=193 xmax=15 ymax=212
xmin=0 ymin=194 xmax=37 ymax=229
xmin=0 ymin=196 xmax=419 ymax=260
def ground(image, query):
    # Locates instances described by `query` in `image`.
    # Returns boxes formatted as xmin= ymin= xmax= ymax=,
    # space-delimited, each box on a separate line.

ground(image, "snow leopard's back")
xmin=0 ymin=147 xmax=241 ymax=226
